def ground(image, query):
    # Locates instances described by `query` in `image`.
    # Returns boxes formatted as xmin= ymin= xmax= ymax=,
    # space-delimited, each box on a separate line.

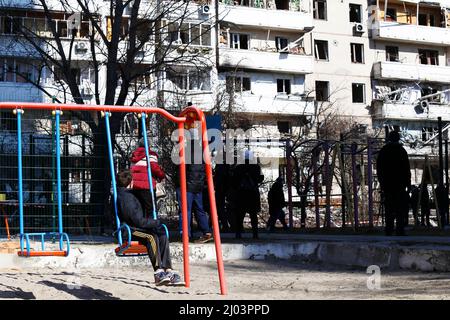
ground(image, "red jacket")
xmin=130 ymin=147 xmax=165 ymax=190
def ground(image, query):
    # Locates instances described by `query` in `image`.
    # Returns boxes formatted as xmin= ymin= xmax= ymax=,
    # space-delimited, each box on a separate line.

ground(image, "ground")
xmin=1 ymin=260 xmax=450 ymax=300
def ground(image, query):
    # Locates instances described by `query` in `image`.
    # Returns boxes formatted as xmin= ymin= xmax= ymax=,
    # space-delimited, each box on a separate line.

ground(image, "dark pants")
xmin=384 ymin=189 xmax=409 ymax=235
xmin=131 ymin=226 xmax=171 ymax=271
xmin=267 ymin=208 xmax=288 ymax=230
xmin=177 ymin=189 xmax=211 ymax=237
xmin=131 ymin=189 xmax=154 ymax=218
xmin=234 ymin=209 xmax=258 ymax=238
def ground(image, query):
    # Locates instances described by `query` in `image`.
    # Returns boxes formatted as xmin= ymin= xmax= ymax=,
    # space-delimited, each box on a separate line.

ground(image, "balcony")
xmin=372 ymin=100 xmax=450 ymax=122
xmin=220 ymin=48 xmax=313 ymax=74
xmin=232 ymin=94 xmax=315 ymax=115
xmin=373 ymin=61 xmax=450 ymax=84
xmin=372 ymin=21 xmax=450 ymax=46
xmin=0 ymin=83 xmax=43 ymax=103
xmin=218 ymin=4 xmax=313 ymax=31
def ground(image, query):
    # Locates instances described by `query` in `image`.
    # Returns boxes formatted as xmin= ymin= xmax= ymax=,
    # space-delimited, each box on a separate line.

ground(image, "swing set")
xmin=0 ymin=102 xmax=227 ymax=296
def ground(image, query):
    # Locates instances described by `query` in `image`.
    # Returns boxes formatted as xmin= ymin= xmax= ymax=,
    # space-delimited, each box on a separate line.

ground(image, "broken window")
xmin=350 ymin=43 xmax=364 ymax=63
xmin=230 ymin=33 xmax=249 ymax=50
xmin=313 ymin=0 xmax=327 ymax=20
xmin=314 ymin=40 xmax=328 ymax=61
xmin=418 ymin=14 xmax=428 ymax=26
xmin=275 ymin=0 xmax=289 ymax=10
xmin=226 ymin=75 xmax=251 ymax=93
xmin=421 ymin=87 xmax=440 ymax=103
xmin=277 ymin=121 xmax=291 ymax=134
xmin=386 ymin=46 xmax=399 ymax=62
xmin=275 ymin=37 xmax=289 ymax=52
xmin=352 ymin=83 xmax=365 ymax=103
xmin=419 ymin=49 xmax=439 ymax=65
xmin=277 ymin=79 xmax=291 ymax=94
xmin=167 ymin=68 xmax=211 ymax=91
xmin=349 ymin=3 xmax=362 ymax=23
xmin=386 ymin=8 xmax=397 ymax=21
xmin=422 ymin=127 xmax=438 ymax=142
xmin=315 ymin=81 xmax=329 ymax=101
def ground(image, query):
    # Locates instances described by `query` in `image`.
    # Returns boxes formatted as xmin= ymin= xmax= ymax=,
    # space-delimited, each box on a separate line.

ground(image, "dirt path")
xmin=0 ymin=260 xmax=449 ymax=300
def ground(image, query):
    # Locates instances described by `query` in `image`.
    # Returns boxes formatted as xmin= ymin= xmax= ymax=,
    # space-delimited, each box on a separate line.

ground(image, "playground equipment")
xmin=105 ymin=111 xmax=169 ymax=256
xmin=14 ymin=108 xmax=70 ymax=257
xmin=0 ymin=102 xmax=227 ymax=296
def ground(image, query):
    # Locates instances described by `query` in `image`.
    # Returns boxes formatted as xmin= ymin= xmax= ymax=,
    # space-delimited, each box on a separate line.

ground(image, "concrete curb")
xmin=1 ymin=240 xmax=450 ymax=272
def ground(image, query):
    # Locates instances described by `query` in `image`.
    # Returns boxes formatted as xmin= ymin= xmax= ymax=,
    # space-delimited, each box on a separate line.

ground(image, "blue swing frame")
xmin=16 ymin=109 xmax=70 ymax=257
xmin=105 ymin=112 xmax=168 ymax=257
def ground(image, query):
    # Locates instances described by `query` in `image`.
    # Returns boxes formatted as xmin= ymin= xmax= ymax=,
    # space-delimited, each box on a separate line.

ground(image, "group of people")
xmin=114 ymin=137 xmax=293 ymax=286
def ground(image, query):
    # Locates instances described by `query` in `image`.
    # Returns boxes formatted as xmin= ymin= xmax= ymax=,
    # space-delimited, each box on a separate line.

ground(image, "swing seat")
xmin=17 ymin=232 xmax=70 ymax=257
xmin=115 ymin=241 xmax=148 ymax=256
xmin=18 ymin=250 xmax=68 ymax=257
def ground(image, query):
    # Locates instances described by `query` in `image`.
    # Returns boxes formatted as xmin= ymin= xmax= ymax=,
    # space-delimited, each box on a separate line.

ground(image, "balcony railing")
xmin=372 ymin=21 xmax=450 ymax=46
xmin=220 ymin=48 xmax=313 ymax=74
xmin=373 ymin=61 xmax=450 ymax=84
xmin=373 ymin=100 xmax=450 ymax=122
xmin=232 ymin=94 xmax=315 ymax=115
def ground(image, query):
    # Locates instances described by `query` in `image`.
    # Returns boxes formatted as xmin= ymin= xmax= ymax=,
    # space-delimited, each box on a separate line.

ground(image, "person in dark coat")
xmin=231 ymin=151 xmax=264 ymax=239
xmin=116 ymin=170 xmax=183 ymax=286
xmin=175 ymin=138 xmax=212 ymax=243
xmin=409 ymin=185 xmax=419 ymax=225
xmin=214 ymin=163 xmax=232 ymax=232
xmin=420 ymin=184 xmax=431 ymax=227
xmin=376 ymin=131 xmax=411 ymax=236
xmin=267 ymin=177 xmax=288 ymax=231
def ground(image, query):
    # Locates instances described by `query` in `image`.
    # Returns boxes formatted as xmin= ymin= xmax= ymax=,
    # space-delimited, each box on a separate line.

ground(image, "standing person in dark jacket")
xmin=175 ymin=138 xmax=212 ymax=243
xmin=116 ymin=170 xmax=183 ymax=286
xmin=130 ymin=138 xmax=165 ymax=217
xmin=420 ymin=183 xmax=431 ymax=227
xmin=231 ymin=150 xmax=264 ymax=239
xmin=267 ymin=177 xmax=288 ymax=232
xmin=376 ymin=131 xmax=411 ymax=236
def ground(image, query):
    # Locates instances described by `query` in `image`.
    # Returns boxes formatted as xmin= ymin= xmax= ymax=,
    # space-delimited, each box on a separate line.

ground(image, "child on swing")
xmin=116 ymin=170 xmax=184 ymax=286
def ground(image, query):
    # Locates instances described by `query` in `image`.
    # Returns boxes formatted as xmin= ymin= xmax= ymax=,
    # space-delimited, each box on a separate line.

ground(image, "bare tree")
xmin=0 ymin=0 xmax=215 ymax=224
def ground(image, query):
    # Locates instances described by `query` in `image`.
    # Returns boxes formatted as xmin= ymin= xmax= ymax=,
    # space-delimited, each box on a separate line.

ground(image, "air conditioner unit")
xmin=354 ymin=23 xmax=366 ymax=33
xmin=75 ymin=42 xmax=88 ymax=52
xmin=201 ymin=5 xmax=211 ymax=15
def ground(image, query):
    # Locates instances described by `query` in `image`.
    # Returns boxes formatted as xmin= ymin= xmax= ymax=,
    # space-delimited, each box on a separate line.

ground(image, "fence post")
xmin=367 ymin=137 xmax=374 ymax=228
xmin=313 ymin=146 xmax=320 ymax=229
xmin=351 ymin=143 xmax=359 ymax=229
xmin=324 ymin=141 xmax=331 ymax=228
xmin=286 ymin=139 xmax=294 ymax=229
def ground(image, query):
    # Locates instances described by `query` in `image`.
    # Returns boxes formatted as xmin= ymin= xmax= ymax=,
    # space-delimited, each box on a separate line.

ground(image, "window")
xmin=230 ymin=33 xmax=249 ymax=50
xmin=386 ymin=46 xmax=399 ymax=62
xmin=313 ymin=0 xmax=327 ymax=20
xmin=419 ymin=49 xmax=439 ymax=65
xmin=275 ymin=37 xmax=289 ymax=52
xmin=418 ymin=14 xmax=427 ymax=26
xmin=275 ymin=0 xmax=289 ymax=10
xmin=166 ymin=68 xmax=211 ymax=91
xmin=429 ymin=15 xmax=436 ymax=27
xmin=277 ymin=121 xmax=291 ymax=134
xmin=349 ymin=4 xmax=362 ymax=23
xmin=315 ymin=81 xmax=329 ymax=101
xmin=166 ymin=22 xmax=211 ymax=46
xmin=314 ymin=40 xmax=329 ymax=61
xmin=421 ymin=87 xmax=440 ymax=103
xmin=352 ymin=83 xmax=365 ymax=103
xmin=226 ymin=76 xmax=251 ymax=92
xmin=350 ymin=43 xmax=364 ymax=63
xmin=277 ymin=79 xmax=291 ymax=94
xmin=422 ymin=127 xmax=438 ymax=142
xmin=386 ymin=8 xmax=397 ymax=21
